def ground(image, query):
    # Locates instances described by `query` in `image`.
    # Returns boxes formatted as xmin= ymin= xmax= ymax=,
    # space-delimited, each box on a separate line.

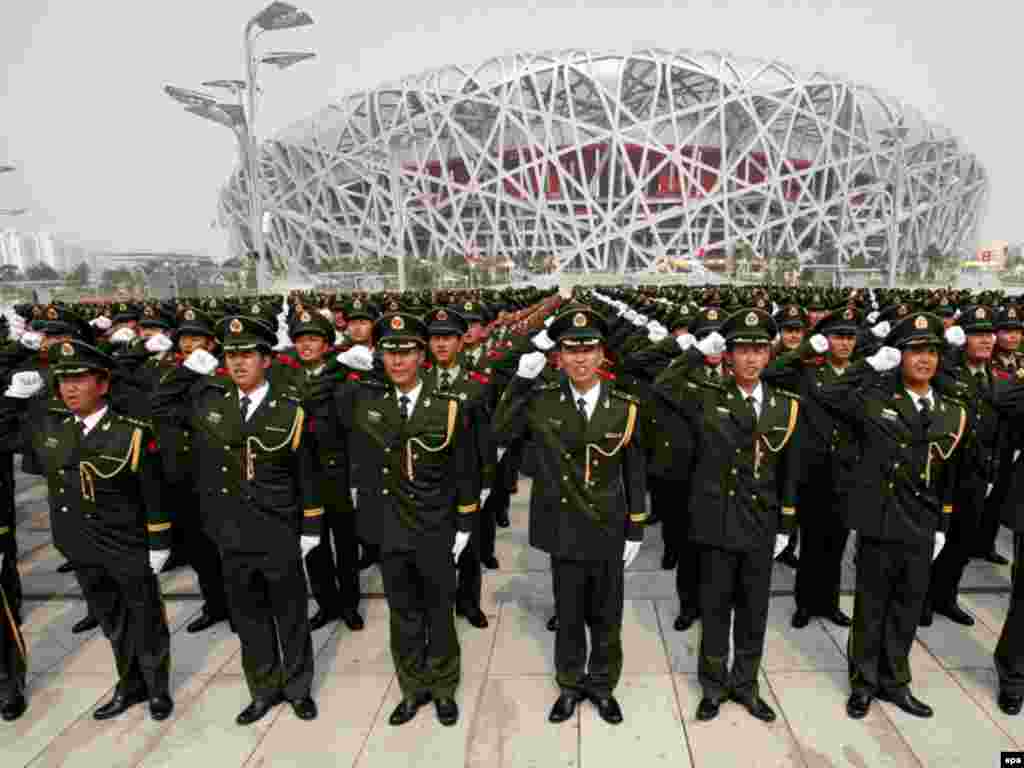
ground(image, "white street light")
xmin=250 ymin=2 xmax=313 ymax=32
xmin=261 ymin=51 xmax=316 ymax=69
xmin=0 ymin=164 xmax=16 ymax=174
xmin=0 ymin=209 xmax=27 ymax=217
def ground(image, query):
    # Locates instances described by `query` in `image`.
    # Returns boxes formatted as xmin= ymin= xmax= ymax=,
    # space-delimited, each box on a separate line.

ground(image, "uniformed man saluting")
xmin=2 ymin=341 xmax=173 ymax=721
xmin=492 ymin=305 xmax=647 ymax=726
xmin=152 ymin=315 xmax=322 ymax=725
xmin=315 ymin=312 xmax=480 ymax=728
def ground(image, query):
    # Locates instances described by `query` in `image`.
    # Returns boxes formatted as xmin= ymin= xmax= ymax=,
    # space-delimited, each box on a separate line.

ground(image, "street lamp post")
xmin=165 ymin=2 xmax=314 ymax=294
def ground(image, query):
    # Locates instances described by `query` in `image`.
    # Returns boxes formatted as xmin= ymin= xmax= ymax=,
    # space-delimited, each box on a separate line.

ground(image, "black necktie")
xmin=746 ymin=395 xmax=758 ymax=427
xmin=439 ymin=371 xmax=451 ymax=391
xmin=239 ymin=395 xmax=251 ymax=423
xmin=920 ymin=397 xmax=932 ymax=431
xmin=399 ymin=395 xmax=410 ymax=421
xmin=577 ymin=396 xmax=588 ymax=423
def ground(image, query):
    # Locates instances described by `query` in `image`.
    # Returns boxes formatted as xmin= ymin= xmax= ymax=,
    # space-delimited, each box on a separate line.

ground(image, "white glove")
xmin=9 ymin=314 xmax=25 ymax=339
xmin=866 ymin=310 xmax=880 ymax=325
xmin=543 ymin=315 xmax=555 ymax=328
xmin=696 ymin=331 xmax=726 ymax=357
xmin=480 ymin=488 xmax=492 ymax=506
xmin=4 ymin=370 xmax=44 ymax=399
xmin=90 ymin=316 xmax=112 ymax=331
xmin=145 ymin=333 xmax=174 ymax=353
xmin=496 ymin=447 xmax=507 ymax=462
xmin=623 ymin=540 xmax=641 ymax=568
xmin=19 ymin=330 xmax=42 ymax=350
xmin=299 ymin=535 xmax=320 ymax=559
xmin=319 ymin=307 xmax=333 ymax=320
xmin=647 ymin=322 xmax=668 ymax=343
xmin=452 ymin=531 xmax=470 ymax=561
xmin=350 ymin=488 xmax=358 ymax=508
xmin=986 ymin=482 xmax=994 ymax=499
xmin=866 ymin=346 xmax=901 ymax=372
xmin=676 ymin=333 xmax=696 ymax=352
xmin=871 ymin=321 xmax=891 ymax=339
xmin=183 ymin=348 xmax=219 ymax=375
xmin=337 ymin=344 xmax=374 ymax=372
xmin=517 ymin=351 xmax=547 ymax=379
xmin=933 ymin=531 xmax=946 ymax=561
xmin=944 ymin=326 xmax=966 ymax=348
xmin=149 ymin=549 xmax=171 ymax=574
xmin=110 ymin=327 xmax=136 ymax=344
xmin=774 ymin=534 xmax=791 ymax=559
xmin=809 ymin=334 xmax=829 ymax=354
xmin=532 ymin=329 xmax=555 ymax=351
xmin=631 ymin=313 xmax=648 ymax=327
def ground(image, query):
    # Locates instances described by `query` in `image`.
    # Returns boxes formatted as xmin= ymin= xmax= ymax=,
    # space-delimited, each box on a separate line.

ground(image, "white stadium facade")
xmin=218 ymin=48 xmax=988 ymax=278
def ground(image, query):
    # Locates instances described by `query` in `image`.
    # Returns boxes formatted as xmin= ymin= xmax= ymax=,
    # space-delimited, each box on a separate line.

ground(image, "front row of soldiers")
xmin=2 ymin=288 xmax=1024 ymax=731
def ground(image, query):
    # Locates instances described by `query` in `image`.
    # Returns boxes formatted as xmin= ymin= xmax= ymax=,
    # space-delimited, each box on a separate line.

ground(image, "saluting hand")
xmin=4 ymin=370 xmax=44 ymax=399
xmin=809 ymin=334 xmax=829 ymax=354
xmin=517 ymin=351 xmax=547 ymax=379
xmin=184 ymin=349 xmax=219 ymax=375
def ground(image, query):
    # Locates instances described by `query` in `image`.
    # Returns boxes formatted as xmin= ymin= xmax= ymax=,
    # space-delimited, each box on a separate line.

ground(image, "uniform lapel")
xmin=891 ymin=387 xmax=921 ymax=436
xmin=584 ymin=380 xmax=612 ymax=443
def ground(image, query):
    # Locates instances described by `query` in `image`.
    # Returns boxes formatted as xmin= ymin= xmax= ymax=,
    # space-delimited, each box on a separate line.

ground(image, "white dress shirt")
xmin=395 ymin=379 xmax=424 ymax=419
xmin=906 ymin=387 xmax=935 ymax=412
xmin=238 ymin=381 xmax=270 ymax=422
xmin=736 ymin=382 xmax=764 ymax=419
xmin=77 ymin=405 xmax=108 ymax=436
xmin=569 ymin=381 xmax=601 ymax=421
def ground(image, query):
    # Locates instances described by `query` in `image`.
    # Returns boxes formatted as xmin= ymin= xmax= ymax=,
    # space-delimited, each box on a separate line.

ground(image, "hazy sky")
xmin=0 ymin=0 xmax=1016 ymax=257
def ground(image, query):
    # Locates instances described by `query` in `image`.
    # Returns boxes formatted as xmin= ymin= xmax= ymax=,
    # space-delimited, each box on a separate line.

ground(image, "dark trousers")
xmin=75 ymin=561 xmax=170 ymax=698
xmin=976 ymin=492 xmax=1004 ymax=557
xmin=306 ymin=500 xmax=361 ymax=616
xmin=551 ymin=556 xmax=624 ymax=698
xmin=171 ymin=486 xmax=228 ymax=616
xmin=849 ymin=536 xmax=930 ymax=696
xmin=456 ymin=513 xmax=482 ymax=612
xmin=697 ymin=542 xmax=773 ymax=702
xmin=379 ymin=539 xmax=461 ymax=699
xmin=0 ymin=550 xmax=25 ymax=701
xmin=794 ymin=480 xmax=849 ymax=615
xmin=929 ymin=486 xmax=981 ymax=608
xmin=222 ymin=551 xmax=314 ymax=701
xmin=655 ymin=477 xmax=700 ymax=617
xmin=996 ymin=534 xmax=1024 ymax=695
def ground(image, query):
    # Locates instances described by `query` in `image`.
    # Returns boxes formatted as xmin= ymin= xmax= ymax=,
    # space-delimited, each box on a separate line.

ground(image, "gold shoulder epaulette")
xmin=775 ymin=388 xmax=801 ymax=402
xmin=536 ymin=382 xmax=560 ymax=391
xmin=610 ymin=388 xmax=640 ymax=404
xmin=117 ymin=414 xmax=153 ymax=430
xmin=433 ymin=390 xmax=459 ymax=401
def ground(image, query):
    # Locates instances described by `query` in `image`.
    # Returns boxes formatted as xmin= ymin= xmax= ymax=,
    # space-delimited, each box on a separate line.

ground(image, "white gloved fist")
xmin=184 ymin=349 xmax=219 ymax=375
xmin=632 ymin=313 xmax=649 ymax=327
xmin=517 ymin=351 xmax=547 ymax=379
xmin=337 ymin=344 xmax=374 ymax=372
xmin=623 ymin=540 xmax=642 ymax=568
xmin=299 ymin=535 xmax=320 ymax=559
xmin=809 ymin=334 xmax=830 ymax=354
xmin=110 ymin=327 xmax=136 ymax=344
xmin=696 ymin=331 xmax=726 ymax=357
xmin=773 ymin=534 xmax=791 ymax=559
xmin=532 ymin=329 xmax=555 ymax=352
xmin=944 ymin=326 xmax=966 ymax=348
xmin=647 ymin=322 xmax=668 ymax=343
xmin=543 ymin=315 xmax=555 ymax=328
xmin=19 ymin=330 xmax=42 ymax=350
xmin=452 ymin=531 xmax=470 ymax=562
xmin=871 ymin=320 xmax=891 ymax=339
xmin=932 ymin=531 xmax=946 ymax=561
xmin=4 ymin=370 xmax=44 ymax=399
xmin=319 ymin=307 xmax=333 ymax=320
xmin=866 ymin=310 xmax=880 ymax=325
xmin=149 ymin=549 xmax=171 ymax=574
xmin=480 ymin=488 xmax=492 ymax=506
xmin=866 ymin=346 xmax=901 ymax=372
xmin=145 ymin=333 xmax=174 ymax=353
xmin=90 ymin=315 xmax=113 ymax=331
xmin=676 ymin=333 xmax=696 ymax=352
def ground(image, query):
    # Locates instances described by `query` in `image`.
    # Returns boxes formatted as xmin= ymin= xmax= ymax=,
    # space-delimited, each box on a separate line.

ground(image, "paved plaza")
xmin=4 ymin=469 xmax=1021 ymax=767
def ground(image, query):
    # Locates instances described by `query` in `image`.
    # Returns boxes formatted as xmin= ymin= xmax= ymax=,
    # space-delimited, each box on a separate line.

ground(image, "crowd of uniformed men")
xmin=1 ymin=281 xmax=1024 ymax=733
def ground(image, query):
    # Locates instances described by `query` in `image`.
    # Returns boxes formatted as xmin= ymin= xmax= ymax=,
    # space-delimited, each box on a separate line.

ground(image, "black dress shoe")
xmin=673 ymin=612 xmax=697 ymax=632
xmin=877 ymin=688 xmax=933 ymax=718
xmin=999 ymin=692 xmax=1023 ymax=715
xmin=984 ymin=551 xmax=1010 ymax=566
xmin=546 ymin=615 xmax=559 ymax=632
xmin=94 ymin=689 xmax=147 ymax=720
xmin=846 ymin=692 xmax=872 ymax=719
xmin=548 ymin=692 xmax=582 ymax=723
xmin=791 ymin=608 xmax=812 ymax=629
xmin=435 ymin=697 xmax=459 ymax=726
xmin=341 ymin=610 xmax=365 ymax=631
xmin=589 ymin=694 xmax=623 ymax=725
xmin=236 ymin=695 xmax=283 ymax=725
xmin=661 ymin=552 xmax=678 ymax=570
xmin=695 ymin=697 xmax=720 ymax=721
xmin=57 ymin=561 xmax=75 ymax=573
xmin=459 ymin=607 xmax=489 ymax=629
xmin=1 ymin=692 xmax=26 ymax=721
xmin=309 ymin=607 xmax=339 ymax=632
xmin=732 ymin=694 xmax=776 ymax=722
xmin=71 ymin=615 xmax=99 ymax=634
xmin=389 ymin=692 xmax=431 ymax=726
xmin=934 ymin=602 xmax=974 ymax=626
xmin=186 ymin=608 xmax=228 ymax=634
xmin=826 ymin=609 xmax=852 ymax=628
xmin=289 ymin=696 xmax=318 ymax=720
xmin=776 ymin=550 xmax=800 ymax=569
xmin=481 ymin=555 xmax=500 ymax=570
xmin=149 ymin=694 xmax=174 ymax=721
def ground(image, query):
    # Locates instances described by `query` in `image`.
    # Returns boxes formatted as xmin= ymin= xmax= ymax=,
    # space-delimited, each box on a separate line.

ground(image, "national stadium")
xmin=217 ymin=48 xmax=988 ymax=279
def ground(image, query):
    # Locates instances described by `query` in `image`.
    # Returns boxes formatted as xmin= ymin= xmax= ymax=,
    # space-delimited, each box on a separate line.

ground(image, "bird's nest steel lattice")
xmin=219 ymin=48 xmax=988 ymax=277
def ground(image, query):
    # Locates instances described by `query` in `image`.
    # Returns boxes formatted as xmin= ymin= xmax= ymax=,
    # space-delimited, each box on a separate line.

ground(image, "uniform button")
xmin=224 ymin=445 xmax=230 ymax=451
xmin=893 ymin=463 xmax=900 ymax=469
xmin=221 ymin=466 xmax=227 ymax=472
xmin=563 ymin=475 xmax=569 ymax=481
xmin=60 ymin=505 xmax=68 ymax=512
xmin=919 ymin=473 xmax=926 ymax=480
xmin=728 ymin=491 xmax=735 ymax=497
xmin=385 ymin=448 xmax=391 ymax=454
xmin=58 ymin=488 xmax=64 ymax=494
xmin=735 ymin=449 xmax=741 ymax=455
xmin=382 ymin=489 xmax=389 ymax=495
xmin=221 ymin=488 xmax=228 ymax=494
xmin=561 ymin=497 xmax=567 ymax=503
xmin=731 ymin=468 xmax=738 ymax=475
xmin=664 ymin=441 xmax=670 ymax=447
